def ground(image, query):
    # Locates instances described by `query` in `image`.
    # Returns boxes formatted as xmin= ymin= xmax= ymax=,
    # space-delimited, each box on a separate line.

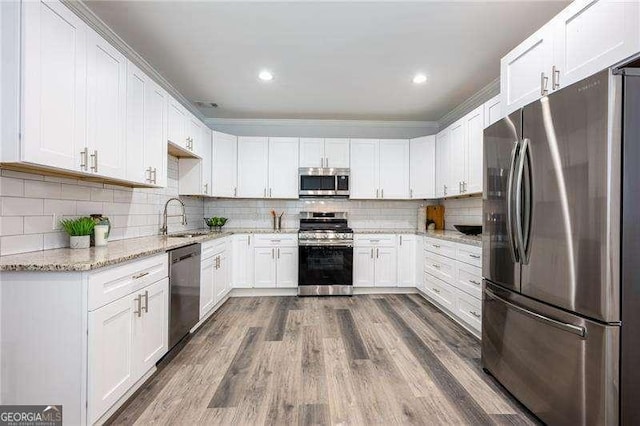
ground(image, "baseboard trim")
xmin=230 ymin=288 xmax=298 ymax=297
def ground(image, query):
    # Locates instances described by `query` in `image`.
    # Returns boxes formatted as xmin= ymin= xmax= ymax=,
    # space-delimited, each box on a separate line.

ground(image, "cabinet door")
xmin=553 ymin=0 xmax=639 ymax=90
xmin=353 ymin=246 xmax=375 ymax=287
xmin=134 ymin=278 xmax=168 ymax=376
xmin=409 ymin=136 xmax=436 ymax=199
xmin=200 ymin=256 xmax=215 ymax=318
xmin=86 ymin=30 xmax=127 ymax=179
xmin=299 ymin=138 xmax=325 ymax=168
xmin=187 ymin=116 xmax=203 ymax=157
xmin=500 ymin=24 xmax=554 ymax=115
xmin=254 ymin=247 xmax=277 ymax=288
xmin=397 ymin=235 xmax=416 ymax=287
xmin=237 ymin=137 xmax=269 ymax=198
xmin=435 ymin=130 xmax=449 ymax=198
xmin=145 ymin=79 xmax=168 ymax=187
xmin=324 ymin=138 xmax=350 ymax=168
xmin=375 ymin=246 xmax=398 ymax=287
xmin=268 ymin=137 xmax=299 ymax=199
xmin=464 ymin=106 xmax=484 ymax=194
xmin=448 ymin=119 xmax=465 ymax=197
xmin=350 ymin=139 xmax=379 ymax=199
xmin=22 ymin=0 xmax=87 ymax=171
xmin=214 ymin=253 xmax=227 ymax=302
xmin=483 ymin=94 xmax=502 ymax=129
xmin=232 ymin=235 xmax=253 ymax=288
xmin=125 ymin=61 xmax=146 ymax=184
xmin=201 ymin=127 xmax=212 ymax=195
xmin=276 ymin=246 xmax=298 ymax=288
xmin=378 ymin=139 xmax=410 ymax=199
xmin=88 ymin=294 xmax=135 ymax=424
xmin=167 ymin=99 xmax=187 ymax=148
xmin=212 ymin=131 xmax=238 ymax=197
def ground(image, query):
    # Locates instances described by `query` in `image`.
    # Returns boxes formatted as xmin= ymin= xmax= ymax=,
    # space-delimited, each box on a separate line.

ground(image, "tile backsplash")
xmin=0 ymin=156 xmax=203 ymax=256
xmin=441 ymin=195 xmax=483 ymax=230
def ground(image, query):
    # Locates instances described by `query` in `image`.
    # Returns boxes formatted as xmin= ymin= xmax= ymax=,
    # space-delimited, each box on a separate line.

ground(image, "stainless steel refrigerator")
xmin=482 ymin=68 xmax=640 ymax=425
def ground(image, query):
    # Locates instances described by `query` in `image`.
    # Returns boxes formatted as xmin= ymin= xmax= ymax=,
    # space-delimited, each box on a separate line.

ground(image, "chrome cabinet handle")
xmin=143 ymin=290 xmax=149 ymax=313
xmin=541 ymin=72 xmax=549 ymax=96
xmin=80 ymin=148 xmax=89 ymax=171
xmin=443 ymin=185 xmax=447 ymax=196
xmin=272 ymin=248 xmax=275 ymax=259
xmin=381 ymin=189 xmax=384 ymax=198
xmin=459 ymin=182 xmax=462 ymax=193
xmin=552 ymin=65 xmax=560 ymax=90
xmin=152 ymin=168 xmax=157 ymax=184
xmin=264 ymin=188 xmax=267 ymax=198
xmin=469 ymin=254 xmax=481 ymax=259
xmin=132 ymin=271 xmax=149 ymax=280
xmin=204 ymin=183 xmax=208 ymax=194
xmin=134 ymin=295 xmax=142 ymax=317
xmin=277 ymin=248 xmax=280 ymax=259
xmin=376 ymin=248 xmax=379 ymax=258
xmin=325 ymin=157 xmax=329 ymax=168
xmin=399 ymin=235 xmax=402 ymax=245
xmin=234 ymin=187 xmax=237 ymax=197
xmin=470 ymin=311 xmax=481 ymax=318
xmin=247 ymin=235 xmax=251 ymax=246
xmin=432 ymin=264 xmax=440 ymax=269
xmin=376 ymin=189 xmax=379 ymax=199
xmin=432 ymin=288 xmax=440 ymax=294
xmin=321 ymin=157 xmax=324 ymax=167
xmin=410 ymin=189 xmax=413 ymax=198
xmin=432 ymin=244 xmax=440 ymax=248
xmin=370 ymin=248 xmax=374 ymax=259
xmin=90 ymin=150 xmax=98 ymax=172
xmin=145 ymin=167 xmax=152 ymax=183
xmin=269 ymin=188 xmax=272 ymax=198
xmin=470 ymin=280 xmax=481 ymax=286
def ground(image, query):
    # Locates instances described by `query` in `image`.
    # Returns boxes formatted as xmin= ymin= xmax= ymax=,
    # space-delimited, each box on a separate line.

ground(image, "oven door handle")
xmin=298 ymin=241 xmax=353 ymax=247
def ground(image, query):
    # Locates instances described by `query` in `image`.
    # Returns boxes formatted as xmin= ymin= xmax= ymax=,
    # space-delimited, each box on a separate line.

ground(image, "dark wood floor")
xmin=108 ymin=294 xmax=537 ymax=425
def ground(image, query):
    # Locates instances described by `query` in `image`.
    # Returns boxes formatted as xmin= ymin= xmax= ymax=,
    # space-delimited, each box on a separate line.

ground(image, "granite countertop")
xmin=0 ymin=227 xmax=479 ymax=272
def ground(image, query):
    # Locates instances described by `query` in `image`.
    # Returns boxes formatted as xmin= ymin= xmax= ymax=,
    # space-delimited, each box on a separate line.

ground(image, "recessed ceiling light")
xmin=258 ymin=70 xmax=274 ymax=81
xmin=413 ymin=73 xmax=427 ymax=84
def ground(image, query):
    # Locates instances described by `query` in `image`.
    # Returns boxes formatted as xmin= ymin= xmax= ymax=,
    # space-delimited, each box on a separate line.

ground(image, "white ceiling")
xmin=86 ymin=1 xmax=569 ymax=121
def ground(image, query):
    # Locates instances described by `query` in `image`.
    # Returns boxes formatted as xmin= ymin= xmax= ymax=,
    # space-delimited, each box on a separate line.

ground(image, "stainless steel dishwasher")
xmin=168 ymin=243 xmax=201 ymax=350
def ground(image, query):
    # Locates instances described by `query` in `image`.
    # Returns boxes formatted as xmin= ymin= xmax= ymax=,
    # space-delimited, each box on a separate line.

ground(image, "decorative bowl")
xmin=453 ymin=225 xmax=482 ymax=235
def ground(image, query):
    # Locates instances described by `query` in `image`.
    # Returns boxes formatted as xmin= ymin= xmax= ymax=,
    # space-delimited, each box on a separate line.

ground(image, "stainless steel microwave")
xmin=299 ymin=168 xmax=349 ymax=198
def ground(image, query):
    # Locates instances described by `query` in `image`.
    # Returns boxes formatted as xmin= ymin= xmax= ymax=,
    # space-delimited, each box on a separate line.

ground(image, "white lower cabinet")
xmin=200 ymin=256 xmax=216 ymax=316
xmin=231 ymin=234 xmax=254 ymax=288
xmin=253 ymin=234 xmax=298 ymax=288
xmin=353 ymin=235 xmax=397 ymax=287
xmin=254 ymin=247 xmax=278 ymax=288
xmin=88 ymin=274 xmax=168 ymax=424
xmin=200 ymin=238 xmax=230 ymax=319
xmin=397 ymin=234 xmax=416 ymax=287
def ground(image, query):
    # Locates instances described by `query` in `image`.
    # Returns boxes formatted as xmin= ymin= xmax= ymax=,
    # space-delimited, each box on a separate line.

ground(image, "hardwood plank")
xmin=208 ymin=326 xmax=263 ymax=408
xmin=298 ymin=403 xmax=329 ymax=426
xmin=374 ymin=298 xmax=494 ymax=425
xmin=265 ymin=296 xmax=298 ymax=341
xmin=335 ymin=309 xmax=369 ymax=360
xmin=265 ymin=328 xmax=303 ymax=425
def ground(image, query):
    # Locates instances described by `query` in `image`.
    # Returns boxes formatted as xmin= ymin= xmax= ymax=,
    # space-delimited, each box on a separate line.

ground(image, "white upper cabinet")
xmin=501 ymin=25 xmax=554 ymax=115
xmin=378 ymin=139 xmax=410 ymax=199
xmin=178 ymin=126 xmax=211 ymax=196
xmin=463 ymin=105 xmax=484 ymax=194
xmin=125 ymin=62 xmax=146 ymax=184
xmin=211 ymin=131 xmax=238 ymax=197
xmin=483 ymin=94 xmax=502 ymax=129
xmin=324 ymin=138 xmax=350 ymax=168
xmin=201 ymin=127 xmax=213 ymax=195
xmin=188 ymin=115 xmax=204 ymax=158
xmin=86 ymin=30 xmax=127 ymax=180
xmin=409 ymin=135 xmax=436 ymax=199
xmin=21 ymin=0 xmax=87 ymax=171
xmin=237 ymin=137 xmax=269 ymax=198
xmin=350 ymin=139 xmax=379 ymax=199
xmin=144 ymin=78 xmax=168 ymax=187
xmin=299 ymin=137 xmax=350 ymax=168
xmin=299 ymin=138 xmax=325 ymax=168
xmin=553 ymin=0 xmax=639 ymax=90
xmin=435 ymin=129 xmax=450 ymax=198
xmin=167 ymin=98 xmax=188 ymax=150
xmin=268 ymin=137 xmax=299 ymax=199
xmin=448 ymin=119 xmax=465 ymax=197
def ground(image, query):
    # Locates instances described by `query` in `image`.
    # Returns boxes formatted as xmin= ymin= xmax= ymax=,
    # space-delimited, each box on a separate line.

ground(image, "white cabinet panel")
xmin=276 ymin=246 xmax=298 ymax=288
xmin=409 ymin=136 xmax=436 ymax=199
xmin=501 ymin=25 xmax=554 ymax=115
xmin=187 ymin=115 xmax=203 ymax=157
xmin=214 ymin=252 xmax=228 ymax=302
xmin=212 ymin=131 xmax=238 ymax=197
xmin=397 ymin=235 xmax=416 ymax=287
xmin=178 ymin=129 xmax=211 ymax=195
xmin=254 ymin=247 xmax=277 ymax=288
xmin=125 ymin=62 xmax=146 ymax=184
xmin=268 ymin=137 xmax=299 ymax=199
xmin=483 ymin=94 xmax=502 ymax=129
xmin=201 ymin=127 xmax=212 ymax=195
xmin=167 ymin=99 xmax=187 ymax=149
xmin=464 ymin=105 xmax=484 ymax=194
xmin=375 ymin=246 xmax=397 ymax=286
xmin=237 ymin=137 xmax=269 ymax=198
xmin=435 ymin=130 xmax=449 ymax=198
xmin=448 ymin=119 xmax=465 ymax=197
xmin=134 ymin=278 xmax=168 ymax=375
xmin=86 ymin=30 xmax=127 ymax=179
xmin=299 ymin=138 xmax=325 ymax=168
xmin=232 ymin=234 xmax=253 ymax=288
xmin=553 ymin=0 xmax=639 ymax=90
xmin=378 ymin=139 xmax=410 ymax=199
xmin=144 ymin=79 xmax=168 ymax=187
xmin=353 ymin=246 xmax=375 ymax=287
xmin=350 ymin=139 xmax=379 ymax=199
xmin=200 ymin=256 xmax=215 ymax=318
xmin=22 ymin=0 xmax=87 ymax=171
xmin=324 ymin=138 xmax=350 ymax=168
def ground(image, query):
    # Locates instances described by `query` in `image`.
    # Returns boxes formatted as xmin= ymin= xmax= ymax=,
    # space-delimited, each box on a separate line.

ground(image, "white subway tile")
xmin=1 ymin=197 xmax=44 ymax=216
xmin=44 ymin=232 xmax=68 ymax=250
xmin=0 ymin=177 xmax=24 ymax=197
xmin=0 ymin=216 xmax=24 ymax=236
xmin=24 ymin=180 xmax=62 ymax=198
xmin=76 ymin=201 xmax=104 ymax=216
xmin=60 ymin=184 xmax=91 ymax=201
xmin=90 ymin=188 xmax=114 ymax=202
xmin=44 ymin=199 xmax=76 ymax=215
xmin=0 ymin=234 xmax=44 ymax=255
xmin=24 ymin=215 xmax=56 ymax=234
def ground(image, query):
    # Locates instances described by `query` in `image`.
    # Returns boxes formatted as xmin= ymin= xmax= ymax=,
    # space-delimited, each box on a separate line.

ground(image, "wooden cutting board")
xmin=426 ymin=205 xmax=445 ymax=230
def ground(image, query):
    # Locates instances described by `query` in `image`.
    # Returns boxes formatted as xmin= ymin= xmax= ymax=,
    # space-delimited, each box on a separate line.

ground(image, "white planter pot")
xmin=70 ymin=235 xmax=90 ymax=249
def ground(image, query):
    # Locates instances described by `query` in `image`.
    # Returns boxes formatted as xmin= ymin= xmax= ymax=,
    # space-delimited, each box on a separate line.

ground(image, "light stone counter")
xmin=354 ymin=228 xmax=482 ymax=247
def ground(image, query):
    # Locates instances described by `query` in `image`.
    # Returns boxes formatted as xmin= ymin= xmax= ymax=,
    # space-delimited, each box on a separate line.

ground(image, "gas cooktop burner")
xmin=298 ymin=212 xmax=353 ymax=244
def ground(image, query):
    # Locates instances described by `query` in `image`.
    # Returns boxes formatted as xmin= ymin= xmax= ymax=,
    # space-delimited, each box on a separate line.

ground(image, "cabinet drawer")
xmin=202 ymin=238 xmax=227 ymax=259
xmin=457 ymin=244 xmax=482 ymax=267
xmin=456 ymin=262 xmax=483 ymax=299
xmin=424 ymin=272 xmax=456 ymax=312
xmin=253 ymin=233 xmax=298 ymax=247
xmin=354 ymin=234 xmax=396 ymax=247
xmin=424 ymin=237 xmax=457 ymax=259
xmin=455 ymin=290 xmax=482 ymax=333
xmin=88 ymin=254 xmax=168 ymax=311
xmin=425 ymin=252 xmax=456 ymax=285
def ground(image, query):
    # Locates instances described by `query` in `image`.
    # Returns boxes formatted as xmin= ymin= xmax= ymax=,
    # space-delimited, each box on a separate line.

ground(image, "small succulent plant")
xmin=60 ymin=217 xmax=96 ymax=236
xmin=204 ymin=217 xmax=228 ymax=228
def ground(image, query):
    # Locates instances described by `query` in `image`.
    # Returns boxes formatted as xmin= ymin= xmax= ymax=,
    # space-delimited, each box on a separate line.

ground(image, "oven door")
xmin=298 ymin=243 xmax=353 ymax=288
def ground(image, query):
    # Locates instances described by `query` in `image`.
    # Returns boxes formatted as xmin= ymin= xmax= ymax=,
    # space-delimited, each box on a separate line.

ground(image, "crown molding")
xmin=438 ymin=77 xmax=500 ymax=130
xmin=205 ymin=118 xmax=438 ymax=129
xmin=62 ymin=0 xmax=205 ymax=121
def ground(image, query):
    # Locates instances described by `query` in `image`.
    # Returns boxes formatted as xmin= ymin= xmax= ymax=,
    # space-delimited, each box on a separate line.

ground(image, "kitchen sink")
xmin=166 ymin=231 xmax=212 ymax=238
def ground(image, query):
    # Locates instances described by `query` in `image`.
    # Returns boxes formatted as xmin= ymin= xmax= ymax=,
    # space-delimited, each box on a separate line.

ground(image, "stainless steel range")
xmin=298 ymin=212 xmax=353 ymax=296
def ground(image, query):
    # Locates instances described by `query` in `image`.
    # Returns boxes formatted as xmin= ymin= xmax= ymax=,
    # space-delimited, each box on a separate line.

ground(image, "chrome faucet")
xmin=161 ymin=197 xmax=187 ymax=235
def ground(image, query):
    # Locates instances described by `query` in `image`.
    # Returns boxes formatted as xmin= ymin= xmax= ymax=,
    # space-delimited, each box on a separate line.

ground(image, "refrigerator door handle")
xmin=515 ymin=137 xmax=530 ymax=264
xmin=506 ymin=140 xmax=520 ymax=263
xmin=485 ymin=288 xmax=586 ymax=338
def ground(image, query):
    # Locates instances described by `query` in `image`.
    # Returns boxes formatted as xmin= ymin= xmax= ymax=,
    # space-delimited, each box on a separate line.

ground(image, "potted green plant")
xmin=60 ymin=217 xmax=95 ymax=249
xmin=204 ymin=217 xmax=228 ymax=232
